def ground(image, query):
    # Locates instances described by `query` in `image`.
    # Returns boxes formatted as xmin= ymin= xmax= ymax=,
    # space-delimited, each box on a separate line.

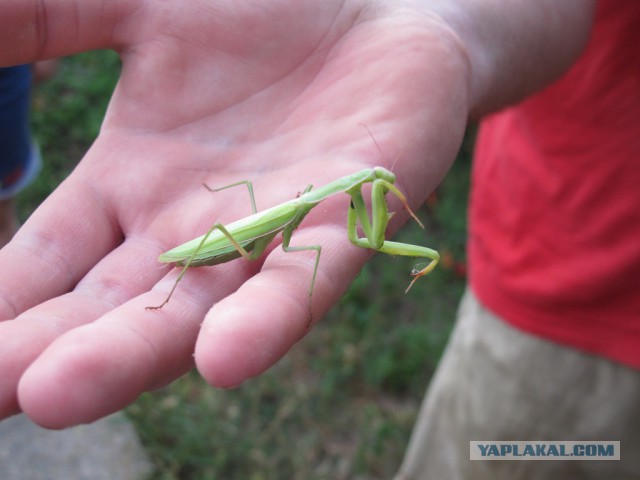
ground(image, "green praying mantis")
xmin=146 ymin=166 xmax=439 ymax=311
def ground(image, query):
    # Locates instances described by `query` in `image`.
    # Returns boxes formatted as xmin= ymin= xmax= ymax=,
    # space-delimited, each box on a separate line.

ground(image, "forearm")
xmin=423 ymin=0 xmax=596 ymax=117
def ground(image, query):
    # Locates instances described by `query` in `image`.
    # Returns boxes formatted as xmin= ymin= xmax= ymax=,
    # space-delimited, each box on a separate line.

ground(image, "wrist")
xmin=417 ymin=0 xmax=596 ymax=118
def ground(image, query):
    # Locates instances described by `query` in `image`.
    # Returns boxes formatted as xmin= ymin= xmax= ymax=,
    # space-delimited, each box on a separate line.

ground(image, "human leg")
xmin=395 ymin=289 xmax=640 ymax=479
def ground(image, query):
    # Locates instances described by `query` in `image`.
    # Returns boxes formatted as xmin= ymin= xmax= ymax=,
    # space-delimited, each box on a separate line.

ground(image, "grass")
xmin=20 ymin=51 xmax=472 ymax=479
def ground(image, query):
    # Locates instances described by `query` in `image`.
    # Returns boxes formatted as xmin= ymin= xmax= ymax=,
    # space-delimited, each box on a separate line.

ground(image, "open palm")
xmin=0 ymin=0 xmax=469 ymax=427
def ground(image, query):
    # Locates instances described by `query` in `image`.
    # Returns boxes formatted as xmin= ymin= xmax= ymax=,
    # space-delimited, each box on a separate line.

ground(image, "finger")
xmin=194 ymin=226 xmax=369 ymax=388
xmin=0 ymin=177 xmax=120 ymax=319
xmin=15 ymin=259 xmax=246 ymax=428
xmin=16 ymin=301 xmax=195 ymax=428
xmin=0 ymin=294 xmax=109 ymax=418
xmin=0 ymin=0 xmax=133 ymax=66
xmin=0 ymin=237 xmax=163 ymax=420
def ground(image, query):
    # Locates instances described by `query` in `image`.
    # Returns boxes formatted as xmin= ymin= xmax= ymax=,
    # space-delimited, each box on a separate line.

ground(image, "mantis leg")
xmin=280 ymin=223 xmax=321 ymax=325
xmin=347 ymin=180 xmax=439 ymax=293
xmin=204 ymin=180 xmax=258 ymax=214
xmin=146 ymin=222 xmax=270 ymax=310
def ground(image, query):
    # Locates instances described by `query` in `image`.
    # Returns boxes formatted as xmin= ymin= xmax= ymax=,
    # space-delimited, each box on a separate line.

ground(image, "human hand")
xmin=0 ymin=0 xmax=469 ymax=427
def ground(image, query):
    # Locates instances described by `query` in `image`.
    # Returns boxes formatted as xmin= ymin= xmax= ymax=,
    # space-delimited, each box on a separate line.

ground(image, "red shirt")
xmin=469 ymin=0 xmax=640 ymax=369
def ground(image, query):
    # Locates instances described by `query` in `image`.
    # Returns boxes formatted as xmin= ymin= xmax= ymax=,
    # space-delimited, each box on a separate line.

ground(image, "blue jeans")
xmin=0 ymin=65 xmax=39 ymax=200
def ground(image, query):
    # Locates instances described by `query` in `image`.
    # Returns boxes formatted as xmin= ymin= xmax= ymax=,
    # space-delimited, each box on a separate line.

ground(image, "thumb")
xmin=0 ymin=0 xmax=133 ymax=66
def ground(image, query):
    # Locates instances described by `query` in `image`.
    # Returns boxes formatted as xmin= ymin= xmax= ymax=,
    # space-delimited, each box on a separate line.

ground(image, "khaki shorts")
xmin=395 ymin=289 xmax=640 ymax=480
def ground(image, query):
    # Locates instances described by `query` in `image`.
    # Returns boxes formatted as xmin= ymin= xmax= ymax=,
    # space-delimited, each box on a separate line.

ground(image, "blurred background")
xmin=21 ymin=51 xmax=473 ymax=480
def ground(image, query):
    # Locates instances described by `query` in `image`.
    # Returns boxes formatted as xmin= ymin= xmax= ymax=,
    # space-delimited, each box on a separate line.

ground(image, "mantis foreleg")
xmin=347 ymin=179 xmax=440 ymax=293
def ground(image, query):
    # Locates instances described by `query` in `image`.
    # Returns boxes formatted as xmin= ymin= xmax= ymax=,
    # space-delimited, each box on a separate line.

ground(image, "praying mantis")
xmin=146 ymin=166 xmax=439 ymax=311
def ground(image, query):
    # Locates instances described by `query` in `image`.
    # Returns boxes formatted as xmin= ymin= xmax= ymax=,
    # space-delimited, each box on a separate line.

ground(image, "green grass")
xmin=21 ymin=51 xmax=472 ymax=480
